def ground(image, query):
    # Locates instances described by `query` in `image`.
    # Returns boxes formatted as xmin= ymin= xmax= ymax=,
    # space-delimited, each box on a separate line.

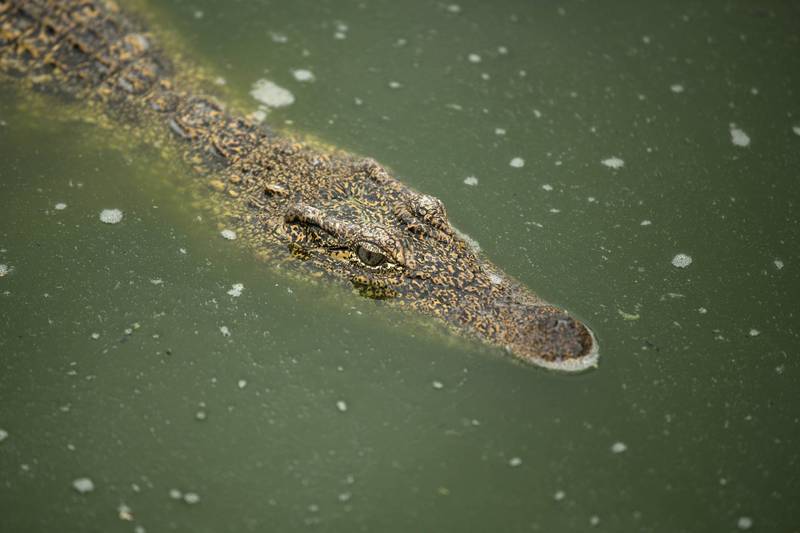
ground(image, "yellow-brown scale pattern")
xmin=0 ymin=0 xmax=599 ymax=371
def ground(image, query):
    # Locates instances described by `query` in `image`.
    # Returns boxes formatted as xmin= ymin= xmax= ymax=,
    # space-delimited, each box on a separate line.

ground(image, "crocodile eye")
xmin=355 ymin=242 xmax=387 ymax=267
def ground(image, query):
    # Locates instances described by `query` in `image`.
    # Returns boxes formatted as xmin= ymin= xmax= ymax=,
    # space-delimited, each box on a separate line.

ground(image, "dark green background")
xmin=1 ymin=0 xmax=798 ymax=531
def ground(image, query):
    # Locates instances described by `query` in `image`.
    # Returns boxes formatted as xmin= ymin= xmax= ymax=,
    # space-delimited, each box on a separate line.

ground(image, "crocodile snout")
xmin=491 ymin=298 xmax=599 ymax=372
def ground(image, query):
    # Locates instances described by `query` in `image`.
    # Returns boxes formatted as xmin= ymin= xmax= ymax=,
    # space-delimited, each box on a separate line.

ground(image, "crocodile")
xmin=0 ymin=0 xmax=599 ymax=371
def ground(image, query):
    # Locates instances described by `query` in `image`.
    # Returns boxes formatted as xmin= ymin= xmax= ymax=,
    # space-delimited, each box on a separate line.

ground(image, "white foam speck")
xmin=193 ymin=10 xmax=203 ymax=19
xmin=432 ymin=380 xmax=444 ymax=390
xmin=238 ymin=379 xmax=247 ymax=389
xmin=494 ymin=127 xmax=506 ymax=135
xmin=793 ymin=126 xmax=800 ymax=136
xmin=250 ymin=79 xmax=295 ymax=108
xmin=468 ymin=53 xmax=481 ymax=63
xmin=453 ymin=227 xmax=480 ymax=252
xmin=54 ymin=202 xmax=67 ymax=210
xmin=509 ymin=157 xmax=525 ymax=168
xmin=227 ymin=283 xmax=244 ymax=297
xmin=219 ymin=325 xmax=231 ymax=337
xmin=730 ymin=125 xmax=751 ymax=147
xmin=292 ymin=69 xmax=315 ymax=82
xmin=749 ymin=328 xmax=760 ymax=337
xmin=670 ymin=83 xmax=685 ymax=93
xmin=91 ymin=332 xmax=100 ymax=340
xmin=774 ymin=259 xmax=784 ymax=270
xmin=388 ymin=81 xmax=402 ymax=89
xmin=118 ymin=503 xmax=133 ymax=521
xmin=183 ymin=492 xmax=200 ymax=504
xmin=611 ymin=441 xmax=627 ymax=454
xmin=336 ymin=400 xmax=348 ymax=412
xmin=542 ymin=184 xmax=553 ymax=191
xmin=463 ymin=176 xmax=479 ymax=186
xmin=601 ymin=157 xmax=624 ymax=169
xmin=169 ymin=489 xmax=182 ymax=500
xmin=642 ymin=35 xmax=651 ymax=44
xmin=447 ymin=4 xmax=461 ymax=13
xmin=99 ymin=208 xmax=123 ymax=224
xmin=590 ymin=515 xmax=600 ymax=527
xmin=640 ymin=220 xmax=652 ymax=226
xmin=270 ymin=32 xmax=288 ymax=44
xmin=214 ymin=76 xmax=226 ymax=86
xmin=72 ymin=477 xmax=95 ymax=493
xmin=220 ymin=229 xmax=237 ymax=240
xmin=671 ymin=253 xmax=692 ymax=268
xmin=737 ymin=517 xmax=753 ymax=530
xmin=508 ymin=457 xmax=522 ymax=467
xmin=0 ymin=264 xmax=10 ymax=278
xmin=0 ymin=428 xmax=8 ymax=442
xmin=533 ymin=109 xmax=542 ymax=118
xmin=498 ymin=45 xmax=508 ymax=54
xmin=150 ymin=278 xmax=163 ymax=285
xmin=554 ymin=490 xmax=565 ymax=501
xmin=251 ymin=108 xmax=267 ymax=124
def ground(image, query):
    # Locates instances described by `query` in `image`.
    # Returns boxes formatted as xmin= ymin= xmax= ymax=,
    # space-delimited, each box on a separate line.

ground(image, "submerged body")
xmin=0 ymin=0 xmax=598 ymax=370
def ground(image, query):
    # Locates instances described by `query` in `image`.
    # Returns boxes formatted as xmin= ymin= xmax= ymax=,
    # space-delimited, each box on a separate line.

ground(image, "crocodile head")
xmin=250 ymin=152 xmax=598 ymax=371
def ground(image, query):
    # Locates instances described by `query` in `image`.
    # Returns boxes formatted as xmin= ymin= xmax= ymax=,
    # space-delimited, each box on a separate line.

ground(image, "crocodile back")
xmin=0 ymin=0 xmax=264 ymax=171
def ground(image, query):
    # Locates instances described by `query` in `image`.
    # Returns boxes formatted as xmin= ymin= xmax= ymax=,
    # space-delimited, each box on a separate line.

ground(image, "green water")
xmin=1 ymin=0 xmax=799 ymax=531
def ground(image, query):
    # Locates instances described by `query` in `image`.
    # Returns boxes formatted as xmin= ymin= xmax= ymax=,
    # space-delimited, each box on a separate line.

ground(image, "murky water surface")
xmin=1 ymin=1 xmax=799 ymax=531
